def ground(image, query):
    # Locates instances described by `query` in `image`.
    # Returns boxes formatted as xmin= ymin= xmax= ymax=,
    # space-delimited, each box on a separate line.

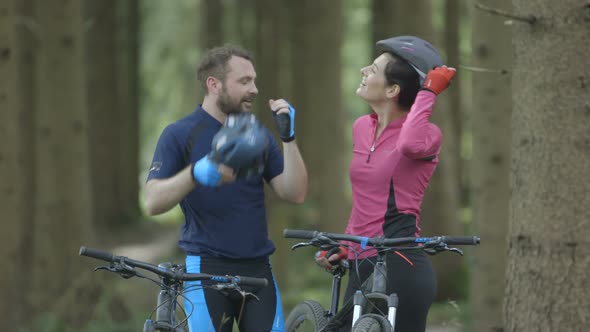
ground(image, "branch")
xmin=459 ymin=65 xmax=509 ymax=75
xmin=475 ymin=3 xmax=537 ymax=24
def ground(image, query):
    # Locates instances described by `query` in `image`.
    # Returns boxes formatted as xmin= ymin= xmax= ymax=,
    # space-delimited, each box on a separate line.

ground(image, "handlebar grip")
xmin=233 ymin=276 xmax=268 ymax=288
xmin=440 ymin=236 xmax=480 ymax=245
xmin=79 ymin=246 xmax=114 ymax=262
xmin=283 ymin=229 xmax=318 ymax=239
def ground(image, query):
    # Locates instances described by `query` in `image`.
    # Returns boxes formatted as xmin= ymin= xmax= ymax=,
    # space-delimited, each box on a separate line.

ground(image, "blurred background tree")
xmin=469 ymin=0 xmax=511 ymax=331
xmin=1 ymin=0 xmax=588 ymax=331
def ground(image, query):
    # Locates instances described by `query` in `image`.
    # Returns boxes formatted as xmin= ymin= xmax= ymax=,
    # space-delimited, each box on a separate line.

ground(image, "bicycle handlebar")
xmin=283 ymin=229 xmax=480 ymax=248
xmin=79 ymin=246 xmax=268 ymax=288
xmin=439 ymin=236 xmax=480 ymax=245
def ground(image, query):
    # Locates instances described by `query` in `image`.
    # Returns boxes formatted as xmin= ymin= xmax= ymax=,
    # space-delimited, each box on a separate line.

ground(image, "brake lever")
xmin=291 ymin=241 xmax=312 ymax=250
xmin=291 ymin=235 xmax=340 ymax=251
xmin=447 ymin=247 xmax=464 ymax=256
xmin=211 ymin=283 xmax=261 ymax=301
xmin=94 ymin=262 xmax=137 ymax=279
xmin=423 ymin=243 xmax=464 ymax=256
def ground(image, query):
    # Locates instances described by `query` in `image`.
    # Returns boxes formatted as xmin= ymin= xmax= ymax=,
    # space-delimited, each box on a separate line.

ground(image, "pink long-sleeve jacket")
xmin=345 ymin=90 xmax=442 ymax=258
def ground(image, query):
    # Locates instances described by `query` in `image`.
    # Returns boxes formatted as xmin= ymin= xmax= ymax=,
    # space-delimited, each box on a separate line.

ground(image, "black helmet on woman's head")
xmin=375 ymin=36 xmax=443 ymax=85
xmin=210 ymin=113 xmax=269 ymax=179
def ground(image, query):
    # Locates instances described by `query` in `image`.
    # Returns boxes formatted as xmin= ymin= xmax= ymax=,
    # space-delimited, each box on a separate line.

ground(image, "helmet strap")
xmin=409 ymin=63 xmax=427 ymax=85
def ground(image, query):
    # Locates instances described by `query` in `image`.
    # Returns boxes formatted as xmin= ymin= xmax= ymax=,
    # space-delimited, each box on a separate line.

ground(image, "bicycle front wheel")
xmin=285 ymin=300 xmax=329 ymax=332
xmin=352 ymin=314 xmax=393 ymax=332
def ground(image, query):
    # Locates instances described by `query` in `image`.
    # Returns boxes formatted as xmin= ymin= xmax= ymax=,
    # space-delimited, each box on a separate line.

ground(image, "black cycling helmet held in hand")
xmin=376 ymin=36 xmax=443 ymax=85
xmin=210 ymin=112 xmax=269 ymax=179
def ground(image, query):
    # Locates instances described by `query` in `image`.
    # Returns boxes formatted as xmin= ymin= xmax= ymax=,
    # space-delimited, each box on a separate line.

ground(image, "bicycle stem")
xmin=372 ymin=255 xmax=387 ymax=294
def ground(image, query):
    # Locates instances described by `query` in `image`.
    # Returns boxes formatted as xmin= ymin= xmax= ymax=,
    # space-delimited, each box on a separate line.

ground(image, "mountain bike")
xmin=79 ymin=246 xmax=268 ymax=332
xmin=282 ymin=229 xmax=480 ymax=332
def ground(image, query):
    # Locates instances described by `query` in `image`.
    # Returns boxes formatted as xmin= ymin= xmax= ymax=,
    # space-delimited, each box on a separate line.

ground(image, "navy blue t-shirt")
xmin=147 ymin=106 xmax=284 ymax=258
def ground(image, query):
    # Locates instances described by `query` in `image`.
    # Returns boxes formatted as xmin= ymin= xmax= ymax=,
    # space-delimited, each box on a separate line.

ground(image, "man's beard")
xmin=217 ymin=88 xmax=255 ymax=115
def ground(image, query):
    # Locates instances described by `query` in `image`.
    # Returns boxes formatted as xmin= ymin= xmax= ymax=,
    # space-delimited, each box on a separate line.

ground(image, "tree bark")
xmin=85 ymin=0 xmax=121 ymax=229
xmin=393 ymin=1 xmax=435 ymax=41
xmin=422 ymin=0 xmax=465 ymax=302
xmin=470 ymin=1 xmax=512 ymax=331
xmin=0 ymin=0 xmax=36 ymax=327
xmin=200 ymin=0 xmax=224 ymax=49
xmin=116 ymin=0 xmax=140 ymax=223
xmin=31 ymin=0 xmax=95 ymax=327
xmin=253 ymin=0 xmax=292 ymax=293
xmin=505 ymin=1 xmax=590 ymax=331
xmin=371 ymin=0 xmax=397 ymax=59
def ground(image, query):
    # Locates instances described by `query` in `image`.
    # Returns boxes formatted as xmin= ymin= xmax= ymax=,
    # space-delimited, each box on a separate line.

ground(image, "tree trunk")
xmin=85 ymin=0 xmax=121 ymax=229
xmin=444 ymin=0 xmax=464 ymax=184
xmin=200 ymin=0 xmax=224 ymax=49
xmin=116 ymin=0 xmax=140 ymax=223
xmin=31 ymin=0 xmax=96 ymax=327
xmin=421 ymin=0 xmax=465 ymax=302
xmin=393 ymin=1 xmax=435 ymax=41
xmin=290 ymin=0 xmax=347 ymax=232
xmin=505 ymin=1 xmax=590 ymax=331
xmin=371 ymin=0 xmax=396 ymax=59
xmin=225 ymin=0 xmax=256 ymax=50
xmin=470 ymin=1 xmax=512 ymax=331
xmin=83 ymin=0 xmax=140 ymax=229
xmin=0 ymin=0 xmax=36 ymax=327
xmin=253 ymin=0 xmax=292 ymax=293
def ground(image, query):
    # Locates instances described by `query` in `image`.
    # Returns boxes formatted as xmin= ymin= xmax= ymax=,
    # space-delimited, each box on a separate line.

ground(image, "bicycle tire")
xmin=285 ymin=300 xmax=329 ymax=332
xmin=352 ymin=314 xmax=393 ymax=332
xmin=143 ymin=320 xmax=155 ymax=332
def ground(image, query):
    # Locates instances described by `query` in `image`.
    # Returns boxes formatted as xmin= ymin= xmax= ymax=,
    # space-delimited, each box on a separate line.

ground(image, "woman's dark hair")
xmin=383 ymin=53 xmax=421 ymax=109
xmin=196 ymin=44 xmax=254 ymax=93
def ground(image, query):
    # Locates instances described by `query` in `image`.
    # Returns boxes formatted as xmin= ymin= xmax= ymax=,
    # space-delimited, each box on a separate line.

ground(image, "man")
xmin=144 ymin=44 xmax=307 ymax=332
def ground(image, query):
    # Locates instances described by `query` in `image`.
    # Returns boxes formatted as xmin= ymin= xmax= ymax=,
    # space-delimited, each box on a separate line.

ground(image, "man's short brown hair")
xmin=196 ymin=44 xmax=254 ymax=93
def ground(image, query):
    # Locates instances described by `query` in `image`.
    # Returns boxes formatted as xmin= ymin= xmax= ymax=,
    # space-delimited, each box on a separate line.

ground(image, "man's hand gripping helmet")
xmin=210 ymin=113 xmax=269 ymax=179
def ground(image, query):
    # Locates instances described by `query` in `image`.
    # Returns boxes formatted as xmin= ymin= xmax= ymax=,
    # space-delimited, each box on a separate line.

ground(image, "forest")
xmin=1 ymin=0 xmax=589 ymax=331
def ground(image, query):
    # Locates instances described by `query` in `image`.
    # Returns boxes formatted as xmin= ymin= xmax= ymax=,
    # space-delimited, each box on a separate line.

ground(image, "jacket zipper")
xmin=366 ymin=142 xmax=375 ymax=163
xmin=367 ymin=120 xmax=378 ymax=163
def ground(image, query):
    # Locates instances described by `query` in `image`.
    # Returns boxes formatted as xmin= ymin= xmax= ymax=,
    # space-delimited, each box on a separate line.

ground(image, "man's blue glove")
xmin=269 ymin=99 xmax=296 ymax=142
xmin=192 ymin=155 xmax=221 ymax=186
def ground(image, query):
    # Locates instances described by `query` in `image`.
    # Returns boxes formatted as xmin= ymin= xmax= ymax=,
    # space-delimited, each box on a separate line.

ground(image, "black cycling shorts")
xmin=184 ymin=255 xmax=285 ymax=331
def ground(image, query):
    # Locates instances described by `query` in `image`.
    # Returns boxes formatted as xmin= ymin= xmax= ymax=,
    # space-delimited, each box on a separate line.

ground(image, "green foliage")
xmin=281 ymin=250 xmax=337 ymax=312
xmin=140 ymin=0 xmax=202 ymax=177
xmin=21 ymin=313 xmax=67 ymax=332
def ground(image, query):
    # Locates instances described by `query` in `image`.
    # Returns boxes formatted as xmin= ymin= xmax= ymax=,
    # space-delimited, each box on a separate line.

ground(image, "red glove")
xmin=422 ymin=66 xmax=457 ymax=95
xmin=315 ymin=246 xmax=348 ymax=270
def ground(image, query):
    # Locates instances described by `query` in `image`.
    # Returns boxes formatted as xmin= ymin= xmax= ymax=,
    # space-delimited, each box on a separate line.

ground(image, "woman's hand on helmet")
xmin=269 ymin=99 xmax=296 ymax=142
xmin=192 ymin=155 xmax=236 ymax=187
xmin=314 ymin=245 xmax=348 ymax=271
xmin=422 ymin=65 xmax=457 ymax=95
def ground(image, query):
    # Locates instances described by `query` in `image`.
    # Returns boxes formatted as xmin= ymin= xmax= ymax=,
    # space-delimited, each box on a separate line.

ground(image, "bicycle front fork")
xmin=351 ymin=290 xmax=399 ymax=330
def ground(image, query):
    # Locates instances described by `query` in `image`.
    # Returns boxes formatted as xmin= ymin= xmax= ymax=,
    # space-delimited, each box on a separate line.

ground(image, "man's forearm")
xmin=280 ymin=141 xmax=308 ymax=203
xmin=144 ymin=166 xmax=196 ymax=215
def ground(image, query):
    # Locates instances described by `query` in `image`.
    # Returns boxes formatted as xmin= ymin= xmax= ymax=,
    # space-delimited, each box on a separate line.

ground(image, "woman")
xmin=315 ymin=36 xmax=456 ymax=332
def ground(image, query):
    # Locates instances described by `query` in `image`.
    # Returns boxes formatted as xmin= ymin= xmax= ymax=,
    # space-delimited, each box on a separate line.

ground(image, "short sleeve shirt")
xmin=147 ymin=106 xmax=284 ymax=258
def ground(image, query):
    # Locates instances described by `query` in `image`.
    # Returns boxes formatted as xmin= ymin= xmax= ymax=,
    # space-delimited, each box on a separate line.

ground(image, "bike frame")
xmin=324 ymin=251 xmax=398 ymax=331
xmin=350 ymin=252 xmax=398 ymax=330
xmin=148 ymin=263 xmax=187 ymax=331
